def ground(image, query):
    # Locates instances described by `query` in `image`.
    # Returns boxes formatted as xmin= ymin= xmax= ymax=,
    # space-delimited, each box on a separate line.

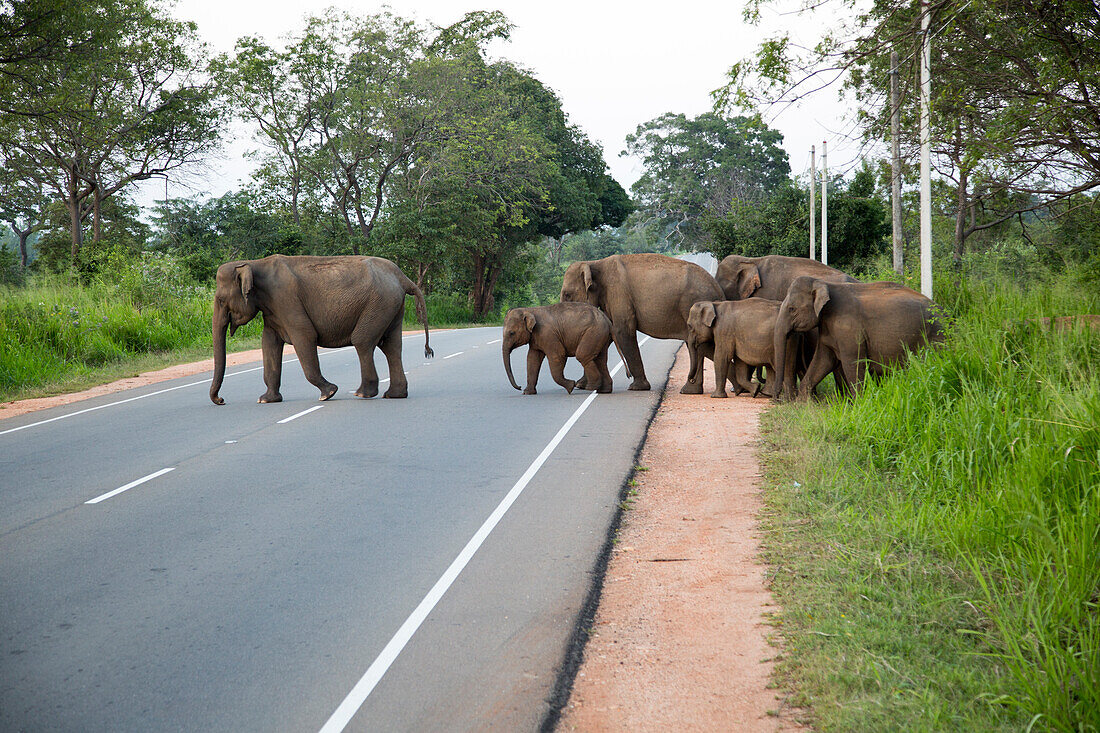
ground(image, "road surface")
xmin=0 ymin=327 xmax=680 ymax=731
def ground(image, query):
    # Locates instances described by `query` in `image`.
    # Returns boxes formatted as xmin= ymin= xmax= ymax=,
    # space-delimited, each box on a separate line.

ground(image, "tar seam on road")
xmin=85 ymin=467 xmax=176 ymax=505
xmin=539 ymin=337 xmax=671 ymax=733
xmin=317 ymin=342 xmax=645 ymax=733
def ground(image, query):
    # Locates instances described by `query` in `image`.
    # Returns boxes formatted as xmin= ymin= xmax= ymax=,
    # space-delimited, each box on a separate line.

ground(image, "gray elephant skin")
xmin=502 ymin=303 xmax=614 ymax=395
xmin=773 ymin=276 xmax=942 ymax=400
xmin=209 ymin=254 xmax=433 ymax=405
xmin=559 ymin=253 xmax=724 ymax=394
xmin=716 ymin=254 xmax=857 ymax=301
xmin=686 ymin=298 xmax=797 ymax=399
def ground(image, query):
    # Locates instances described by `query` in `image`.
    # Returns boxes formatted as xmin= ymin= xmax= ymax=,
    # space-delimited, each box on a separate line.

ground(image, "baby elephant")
xmin=502 ymin=303 xmax=615 ymax=395
xmin=686 ymin=298 xmax=796 ymax=398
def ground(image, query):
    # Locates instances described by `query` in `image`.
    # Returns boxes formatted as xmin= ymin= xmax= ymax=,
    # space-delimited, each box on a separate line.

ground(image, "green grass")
xmin=761 ymin=272 xmax=1100 ymax=731
xmin=0 ymin=278 xmax=261 ymax=402
xmin=1 ymin=279 xmax=487 ymax=403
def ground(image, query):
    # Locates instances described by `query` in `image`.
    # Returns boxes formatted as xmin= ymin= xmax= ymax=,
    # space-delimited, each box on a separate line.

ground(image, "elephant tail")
xmin=402 ymin=274 xmax=433 ymax=358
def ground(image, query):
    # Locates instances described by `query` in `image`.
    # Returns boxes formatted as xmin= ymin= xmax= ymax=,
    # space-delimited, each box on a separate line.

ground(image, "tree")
xmin=0 ymin=152 xmax=49 ymax=267
xmin=623 ymin=112 xmax=790 ymax=250
xmin=719 ymin=0 xmax=1100 ymax=263
xmin=707 ymin=166 xmax=889 ymax=273
xmin=0 ymin=0 xmax=224 ymax=262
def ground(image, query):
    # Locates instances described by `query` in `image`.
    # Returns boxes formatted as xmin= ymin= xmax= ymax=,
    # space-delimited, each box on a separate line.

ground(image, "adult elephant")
xmin=716 ymin=254 xmax=857 ymax=301
xmin=559 ymin=253 xmax=724 ymax=393
xmin=209 ymin=254 xmax=433 ymax=405
xmin=773 ymin=277 xmax=942 ymax=400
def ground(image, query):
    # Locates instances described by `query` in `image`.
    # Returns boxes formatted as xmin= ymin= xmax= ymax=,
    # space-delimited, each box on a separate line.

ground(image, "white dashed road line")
xmin=85 ymin=468 xmax=176 ymax=505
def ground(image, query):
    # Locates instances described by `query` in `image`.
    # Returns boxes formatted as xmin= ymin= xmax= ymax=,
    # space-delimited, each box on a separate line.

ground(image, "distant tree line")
xmin=0 ymin=2 xmax=632 ymax=316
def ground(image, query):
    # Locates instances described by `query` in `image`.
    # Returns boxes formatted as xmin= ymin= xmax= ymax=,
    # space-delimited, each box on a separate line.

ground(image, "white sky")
xmin=158 ymin=0 xmax=865 ymax=204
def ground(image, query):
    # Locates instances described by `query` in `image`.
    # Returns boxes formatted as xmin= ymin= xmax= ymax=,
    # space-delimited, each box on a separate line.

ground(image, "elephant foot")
xmin=750 ymin=384 xmax=762 ymax=398
xmin=523 ymin=387 xmax=537 ymax=395
xmin=355 ymin=382 xmax=379 ymax=399
xmin=597 ymin=384 xmax=613 ymax=394
xmin=679 ymin=380 xmax=703 ymax=395
xmin=383 ymin=384 xmax=408 ymax=399
xmin=564 ymin=379 xmax=576 ymax=394
xmin=709 ymin=389 xmax=728 ymax=398
xmin=574 ymin=376 xmax=589 ymax=390
xmin=319 ymin=384 xmax=338 ymax=401
xmin=258 ymin=391 xmax=283 ymax=403
xmin=628 ymin=378 xmax=651 ymax=391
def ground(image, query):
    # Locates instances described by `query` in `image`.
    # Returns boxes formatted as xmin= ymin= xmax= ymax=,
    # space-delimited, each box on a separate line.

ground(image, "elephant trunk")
xmin=686 ymin=333 xmax=702 ymax=387
xmin=210 ymin=306 xmax=229 ymax=405
xmin=772 ymin=305 xmax=794 ymax=400
xmin=503 ymin=342 xmax=522 ymax=391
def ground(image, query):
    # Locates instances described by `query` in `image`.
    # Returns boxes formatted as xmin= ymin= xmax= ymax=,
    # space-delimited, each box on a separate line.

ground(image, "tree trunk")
xmin=17 ymin=229 xmax=30 ymax=268
xmin=954 ymin=164 xmax=969 ymax=266
xmin=469 ymin=253 xmax=502 ymax=317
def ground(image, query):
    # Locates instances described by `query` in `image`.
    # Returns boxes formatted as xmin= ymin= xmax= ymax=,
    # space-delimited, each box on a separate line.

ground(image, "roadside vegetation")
xmin=761 ymin=260 xmax=1100 ymax=731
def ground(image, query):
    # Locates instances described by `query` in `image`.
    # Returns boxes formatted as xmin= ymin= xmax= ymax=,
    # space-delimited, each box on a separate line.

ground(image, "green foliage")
xmin=624 ymin=111 xmax=790 ymax=250
xmin=0 ymin=243 xmax=26 ymax=286
xmin=0 ymin=275 xmax=260 ymax=400
xmin=762 ymin=267 xmax=1100 ymax=730
xmin=707 ymin=165 xmax=889 ymax=273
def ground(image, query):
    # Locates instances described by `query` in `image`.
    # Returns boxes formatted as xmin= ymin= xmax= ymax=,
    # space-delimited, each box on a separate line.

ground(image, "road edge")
xmin=538 ymin=355 xmax=676 ymax=732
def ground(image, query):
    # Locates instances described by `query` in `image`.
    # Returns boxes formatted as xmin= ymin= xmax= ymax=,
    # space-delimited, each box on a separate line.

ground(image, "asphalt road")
xmin=0 ymin=326 xmax=681 ymax=732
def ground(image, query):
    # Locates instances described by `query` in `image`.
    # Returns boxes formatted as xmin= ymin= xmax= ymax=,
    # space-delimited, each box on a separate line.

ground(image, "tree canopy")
xmin=623 ymin=112 xmax=789 ymax=250
xmin=717 ymin=0 xmax=1100 ymax=263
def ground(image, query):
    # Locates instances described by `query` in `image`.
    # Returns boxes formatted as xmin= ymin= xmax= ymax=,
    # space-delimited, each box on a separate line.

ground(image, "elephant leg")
xmin=796 ymin=345 xmax=838 ymax=401
xmin=681 ymin=340 xmax=712 ymax=395
xmin=733 ymin=359 xmax=759 ymax=396
xmin=294 ymin=335 xmax=338 ymax=402
xmin=259 ymin=326 xmax=285 ymax=403
xmin=379 ymin=317 xmax=409 ymax=399
xmin=577 ymin=357 xmax=604 ymax=393
xmin=547 ymin=354 xmax=576 ymax=394
xmin=710 ymin=344 xmax=733 ymax=398
xmin=574 ymin=329 xmax=606 ymax=391
xmin=524 ymin=347 xmax=545 ymax=395
xmin=594 ymin=347 xmax=613 ymax=393
xmin=615 ymin=326 xmax=649 ymax=391
xmin=351 ymin=329 xmax=382 ymax=399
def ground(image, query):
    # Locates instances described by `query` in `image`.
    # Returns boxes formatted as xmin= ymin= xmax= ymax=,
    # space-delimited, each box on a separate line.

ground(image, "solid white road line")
xmin=318 ymin=337 xmax=648 ymax=733
xmin=486 ymin=338 xmax=502 ymax=345
xmin=85 ymin=468 xmax=176 ymax=505
xmin=443 ymin=352 xmax=463 ymax=359
xmin=277 ymin=405 xmax=325 ymax=424
xmin=0 ymin=349 xmax=347 ymax=437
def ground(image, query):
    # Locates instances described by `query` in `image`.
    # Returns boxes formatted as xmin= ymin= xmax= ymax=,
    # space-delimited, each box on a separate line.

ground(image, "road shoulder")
xmin=558 ymin=346 xmax=804 ymax=731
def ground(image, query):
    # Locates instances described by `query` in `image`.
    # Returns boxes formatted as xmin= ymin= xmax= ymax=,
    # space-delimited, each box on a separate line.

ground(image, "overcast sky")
xmin=160 ymin=0 xmax=864 ymax=202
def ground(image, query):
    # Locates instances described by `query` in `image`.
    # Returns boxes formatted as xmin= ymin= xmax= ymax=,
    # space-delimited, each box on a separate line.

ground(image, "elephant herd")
xmin=508 ymin=252 xmax=942 ymax=401
xmin=207 ymin=252 xmax=941 ymax=406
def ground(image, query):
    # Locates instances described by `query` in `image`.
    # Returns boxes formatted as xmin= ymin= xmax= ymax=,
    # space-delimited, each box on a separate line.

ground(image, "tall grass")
xmin=2 ymin=275 xmax=481 ymax=402
xmin=763 ymin=271 xmax=1099 ymax=731
xmin=0 ymin=277 xmax=260 ymax=401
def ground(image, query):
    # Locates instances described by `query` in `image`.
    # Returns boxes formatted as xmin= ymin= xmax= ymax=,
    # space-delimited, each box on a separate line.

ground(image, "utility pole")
xmin=809 ymin=145 xmax=816 ymax=260
xmin=821 ymin=140 xmax=828 ymax=267
xmin=920 ymin=0 xmax=933 ymax=298
xmin=890 ymin=50 xmax=903 ymax=274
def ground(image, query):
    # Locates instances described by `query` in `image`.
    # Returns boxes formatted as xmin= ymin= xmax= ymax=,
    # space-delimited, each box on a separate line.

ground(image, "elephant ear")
xmin=523 ymin=311 xmax=537 ymax=332
xmin=581 ymin=262 xmax=595 ymax=293
xmin=738 ymin=265 xmax=761 ymax=299
xmin=236 ymin=263 xmax=254 ymax=298
xmin=812 ymin=280 xmax=831 ymax=317
xmin=702 ymin=302 xmax=718 ymax=328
